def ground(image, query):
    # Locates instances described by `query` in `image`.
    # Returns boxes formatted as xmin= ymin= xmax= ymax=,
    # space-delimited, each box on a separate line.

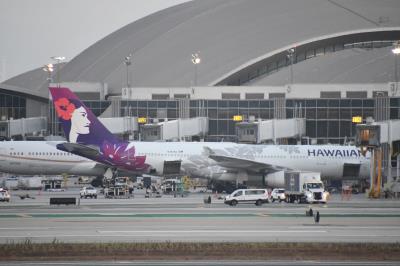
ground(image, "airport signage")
xmin=352 ymin=116 xmax=362 ymax=123
xmin=233 ymin=115 xmax=243 ymax=122
xmin=138 ymin=117 xmax=147 ymax=124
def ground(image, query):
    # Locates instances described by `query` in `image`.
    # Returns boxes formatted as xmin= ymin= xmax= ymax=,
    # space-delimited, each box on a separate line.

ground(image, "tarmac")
xmin=0 ymin=189 xmax=399 ymax=243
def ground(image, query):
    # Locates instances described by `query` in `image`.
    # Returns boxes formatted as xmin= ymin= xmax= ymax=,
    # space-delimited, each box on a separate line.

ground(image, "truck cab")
xmin=302 ymin=181 xmax=328 ymax=203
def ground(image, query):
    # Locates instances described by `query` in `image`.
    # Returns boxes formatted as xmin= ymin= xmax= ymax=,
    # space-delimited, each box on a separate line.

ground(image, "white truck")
xmin=80 ymin=186 xmax=97 ymax=199
xmin=283 ymin=171 xmax=329 ymax=204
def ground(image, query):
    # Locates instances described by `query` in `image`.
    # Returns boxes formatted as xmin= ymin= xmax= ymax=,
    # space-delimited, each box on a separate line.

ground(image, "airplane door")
xmin=343 ymin=163 xmax=360 ymax=178
xmin=163 ymin=160 xmax=181 ymax=175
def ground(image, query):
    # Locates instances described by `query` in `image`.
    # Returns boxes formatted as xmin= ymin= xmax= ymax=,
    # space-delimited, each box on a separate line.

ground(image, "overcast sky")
xmin=0 ymin=0 xmax=190 ymax=82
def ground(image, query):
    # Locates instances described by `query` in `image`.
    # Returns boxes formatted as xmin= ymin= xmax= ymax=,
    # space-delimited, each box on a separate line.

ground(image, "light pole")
xmin=50 ymin=56 xmax=65 ymax=135
xmin=124 ymin=54 xmax=132 ymax=88
xmin=51 ymin=56 xmax=65 ymax=88
xmin=287 ymin=48 xmax=295 ymax=93
xmin=191 ymin=53 xmax=201 ymax=86
xmin=43 ymin=64 xmax=54 ymax=136
xmin=392 ymin=42 xmax=400 ymax=96
xmin=42 ymin=63 xmax=54 ymax=83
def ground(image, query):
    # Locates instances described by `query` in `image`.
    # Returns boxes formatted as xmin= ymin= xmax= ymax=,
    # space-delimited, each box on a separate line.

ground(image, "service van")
xmin=0 ymin=188 xmax=10 ymax=202
xmin=224 ymin=189 xmax=270 ymax=206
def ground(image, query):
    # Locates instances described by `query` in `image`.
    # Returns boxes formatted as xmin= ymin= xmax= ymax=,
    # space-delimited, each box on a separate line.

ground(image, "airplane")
xmin=49 ymin=86 xmax=371 ymax=188
xmin=0 ymin=140 xmax=106 ymax=176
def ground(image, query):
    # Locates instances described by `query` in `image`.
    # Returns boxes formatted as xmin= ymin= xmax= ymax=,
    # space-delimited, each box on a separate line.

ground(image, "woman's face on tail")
xmin=71 ymin=106 xmax=91 ymax=134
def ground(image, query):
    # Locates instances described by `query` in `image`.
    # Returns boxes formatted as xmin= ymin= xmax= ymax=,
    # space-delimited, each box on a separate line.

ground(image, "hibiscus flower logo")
xmin=101 ymin=141 xmax=132 ymax=162
xmin=100 ymin=141 xmax=147 ymax=170
xmin=54 ymin=98 xmax=76 ymax=120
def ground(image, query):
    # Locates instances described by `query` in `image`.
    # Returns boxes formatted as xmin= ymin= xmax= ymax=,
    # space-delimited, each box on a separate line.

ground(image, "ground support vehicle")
xmin=80 ymin=186 xmax=97 ymax=199
xmin=0 ymin=188 xmax=10 ymax=202
xmin=283 ymin=171 xmax=329 ymax=204
xmin=271 ymin=188 xmax=286 ymax=202
xmin=224 ymin=188 xmax=270 ymax=206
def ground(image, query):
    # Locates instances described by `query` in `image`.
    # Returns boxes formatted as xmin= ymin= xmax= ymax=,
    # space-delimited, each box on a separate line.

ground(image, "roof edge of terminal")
xmin=210 ymin=27 xmax=400 ymax=86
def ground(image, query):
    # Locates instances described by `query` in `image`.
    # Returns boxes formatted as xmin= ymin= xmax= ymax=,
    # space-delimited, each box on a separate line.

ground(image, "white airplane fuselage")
xmin=0 ymin=141 xmax=370 ymax=184
xmin=0 ymin=141 xmax=105 ymax=176
xmin=131 ymin=141 xmax=370 ymax=182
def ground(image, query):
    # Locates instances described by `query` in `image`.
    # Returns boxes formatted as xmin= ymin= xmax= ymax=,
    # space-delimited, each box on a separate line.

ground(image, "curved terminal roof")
xmin=250 ymin=46 xmax=397 ymax=86
xmin=2 ymin=0 xmax=400 ymax=97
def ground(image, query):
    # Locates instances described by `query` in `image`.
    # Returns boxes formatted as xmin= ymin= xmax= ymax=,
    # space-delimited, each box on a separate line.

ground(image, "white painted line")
xmin=97 ymin=230 xmax=328 ymax=234
xmin=0 ymin=227 xmax=52 ymax=230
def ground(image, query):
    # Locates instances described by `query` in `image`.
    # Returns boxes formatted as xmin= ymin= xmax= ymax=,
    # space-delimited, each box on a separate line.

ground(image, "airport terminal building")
xmin=0 ymin=0 xmax=400 ymax=144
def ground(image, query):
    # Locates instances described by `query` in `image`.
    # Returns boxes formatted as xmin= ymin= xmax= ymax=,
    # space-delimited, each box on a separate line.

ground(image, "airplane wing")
xmin=57 ymin=142 xmax=121 ymax=168
xmin=57 ymin=142 xmax=101 ymax=159
xmin=209 ymin=154 xmax=287 ymax=172
xmin=205 ymin=147 xmax=288 ymax=173
xmin=56 ymin=142 xmax=149 ymax=173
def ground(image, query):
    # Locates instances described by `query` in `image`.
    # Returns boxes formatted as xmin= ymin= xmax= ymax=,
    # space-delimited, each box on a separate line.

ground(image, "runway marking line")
xmin=97 ymin=230 xmax=328 ymax=234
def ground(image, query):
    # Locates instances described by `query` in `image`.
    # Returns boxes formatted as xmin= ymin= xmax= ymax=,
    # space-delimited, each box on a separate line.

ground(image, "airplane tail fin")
xmin=49 ymin=87 xmax=119 ymax=145
xmin=49 ymin=87 xmax=148 ymax=172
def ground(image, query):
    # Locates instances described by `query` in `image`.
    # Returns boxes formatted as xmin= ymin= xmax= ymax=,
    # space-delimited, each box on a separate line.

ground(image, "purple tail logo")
xmin=50 ymin=87 xmax=148 ymax=172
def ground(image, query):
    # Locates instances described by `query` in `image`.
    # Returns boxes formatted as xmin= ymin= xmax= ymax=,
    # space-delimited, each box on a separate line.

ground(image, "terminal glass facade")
xmin=0 ymin=91 xmax=26 ymax=120
xmin=119 ymin=97 xmax=400 ymax=144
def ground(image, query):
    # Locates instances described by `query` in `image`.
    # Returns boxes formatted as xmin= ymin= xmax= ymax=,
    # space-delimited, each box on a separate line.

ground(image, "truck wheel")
xmin=94 ymin=195 xmax=97 ymax=199
xmin=255 ymin=199 xmax=262 ymax=206
xmin=289 ymin=196 xmax=294 ymax=203
xmin=230 ymin=200 xmax=238 ymax=206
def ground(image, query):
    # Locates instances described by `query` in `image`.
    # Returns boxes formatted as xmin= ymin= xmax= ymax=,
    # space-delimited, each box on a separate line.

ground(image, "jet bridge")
xmin=236 ymin=118 xmax=305 ymax=144
xmin=99 ymin=117 xmax=138 ymax=135
xmin=0 ymin=116 xmax=138 ymax=139
xmin=141 ymin=117 xmax=208 ymax=141
xmin=356 ymin=119 xmax=400 ymax=198
xmin=0 ymin=117 xmax=47 ymax=139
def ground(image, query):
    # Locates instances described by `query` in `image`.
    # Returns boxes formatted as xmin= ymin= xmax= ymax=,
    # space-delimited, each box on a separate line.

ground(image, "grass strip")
xmin=0 ymin=240 xmax=399 ymax=261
